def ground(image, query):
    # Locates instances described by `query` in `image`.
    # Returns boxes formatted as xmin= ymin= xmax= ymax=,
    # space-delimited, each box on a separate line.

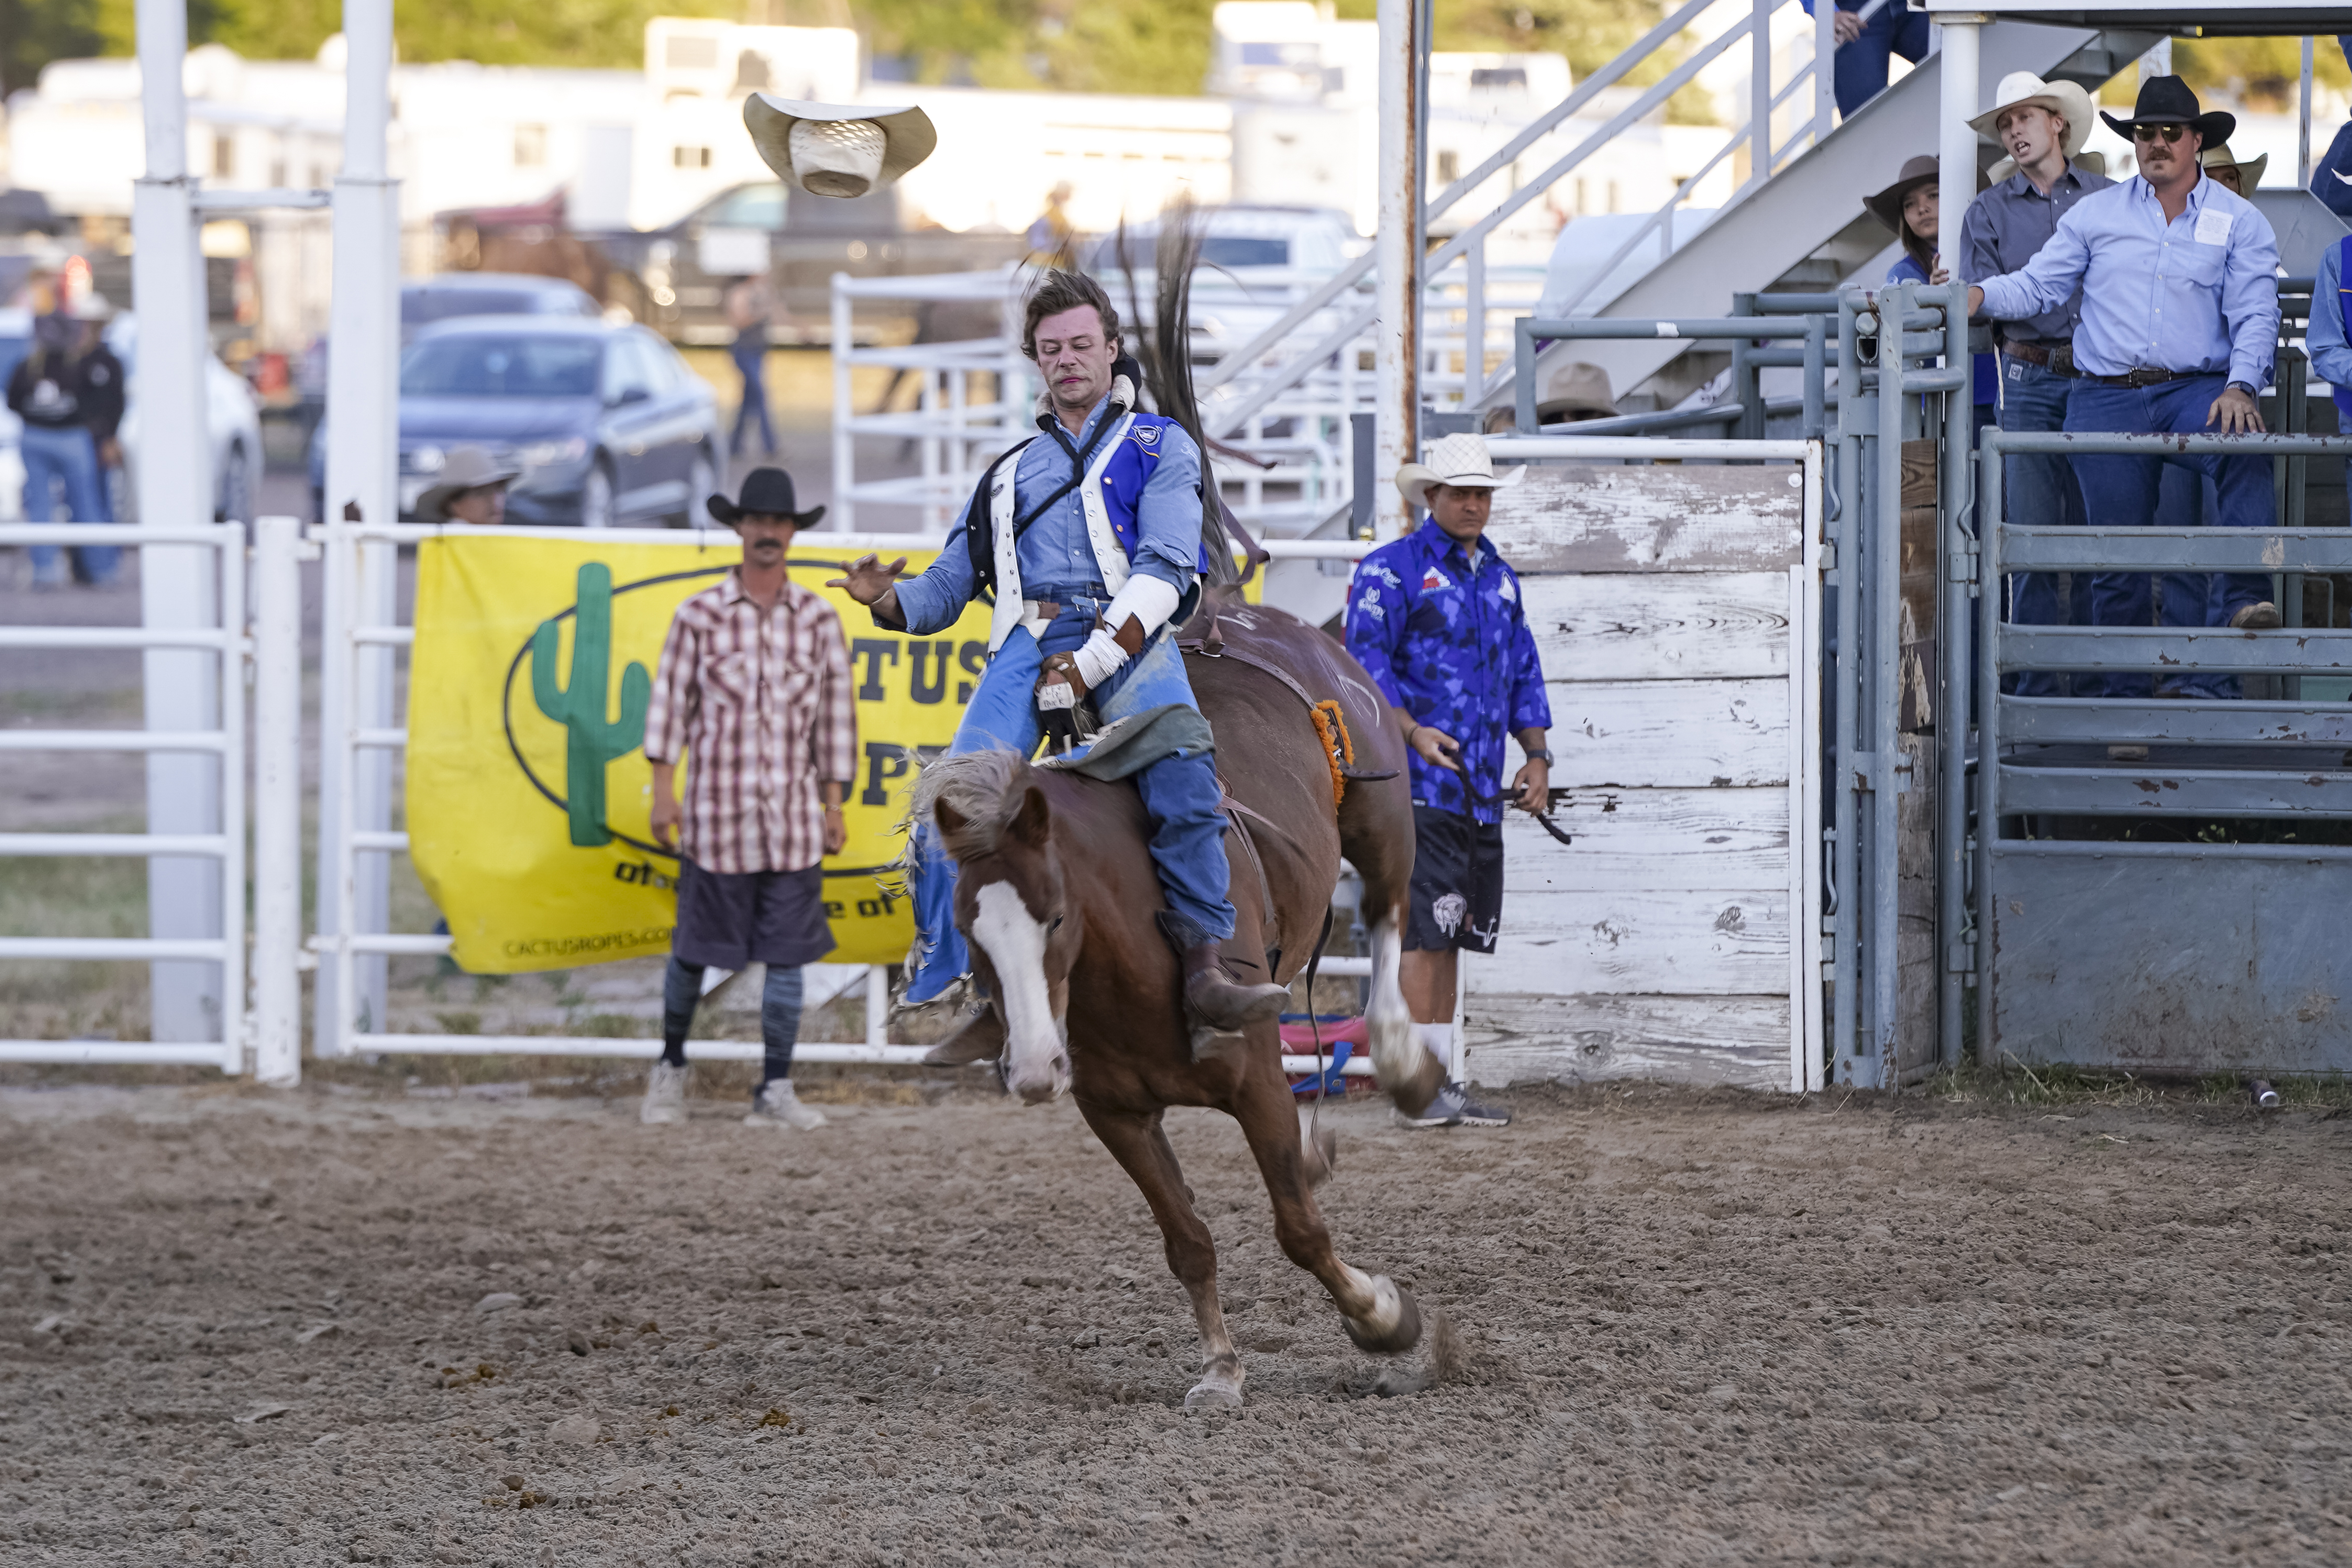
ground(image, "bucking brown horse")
xmin=908 ymin=593 xmax=1439 ymax=1409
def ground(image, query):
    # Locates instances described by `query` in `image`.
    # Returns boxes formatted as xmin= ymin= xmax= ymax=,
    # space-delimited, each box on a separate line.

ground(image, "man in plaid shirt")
xmin=641 ymin=467 xmax=856 ymax=1130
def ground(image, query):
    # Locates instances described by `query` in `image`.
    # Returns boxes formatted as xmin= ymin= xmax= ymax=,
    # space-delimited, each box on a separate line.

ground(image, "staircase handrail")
xmin=1196 ymin=0 xmax=1723 ymax=397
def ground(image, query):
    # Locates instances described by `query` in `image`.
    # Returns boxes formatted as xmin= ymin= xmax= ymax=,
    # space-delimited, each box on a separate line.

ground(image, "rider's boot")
xmin=920 ymin=1000 xmax=1004 ymax=1065
xmin=1158 ymin=912 xmax=1289 ymax=1032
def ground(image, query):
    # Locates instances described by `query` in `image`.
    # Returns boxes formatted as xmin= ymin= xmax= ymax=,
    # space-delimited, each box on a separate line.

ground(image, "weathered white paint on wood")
xmin=1520 ymin=573 xmax=1791 ymax=682
xmin=1486 ymin=886 xmax=1790 ymax=996
xmin=1549 ymin=678 xmax=1789 ymax=788
xmin=1501 ymin=787 xmax=1789 ymax=891
xmin=1465 ymin=992 xmax=1791 ymax=1091
xmin=1486 ymin=466 xmax=1805 ymax=575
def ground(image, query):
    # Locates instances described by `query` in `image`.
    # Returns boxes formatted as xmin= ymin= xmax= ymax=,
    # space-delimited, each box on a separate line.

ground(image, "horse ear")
xmin=1007 ymin=785 xmax=1051 ymax=849
xmin=934 ymin=800 xmax=969 ymax=840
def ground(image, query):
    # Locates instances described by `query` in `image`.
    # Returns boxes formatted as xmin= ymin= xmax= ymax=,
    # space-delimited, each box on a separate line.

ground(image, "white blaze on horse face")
xmin=971 ymin=880 xmax=1070 ymax=1104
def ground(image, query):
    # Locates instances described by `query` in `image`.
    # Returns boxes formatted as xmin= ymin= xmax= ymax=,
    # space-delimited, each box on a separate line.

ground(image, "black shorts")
xmin=1405 ymin=806 xmax=1504 ymax=954
xmin=671 ymin=862 xmax=834 ymax=971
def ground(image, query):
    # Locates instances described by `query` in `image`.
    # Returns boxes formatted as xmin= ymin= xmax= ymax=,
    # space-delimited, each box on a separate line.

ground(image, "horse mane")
xmin=899 ymin=748 xmax=1032 ymax=862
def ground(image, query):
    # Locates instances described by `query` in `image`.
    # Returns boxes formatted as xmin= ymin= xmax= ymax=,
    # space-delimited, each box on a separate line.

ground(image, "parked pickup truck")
xmin=587 ymin=181 xmax=1026 ymax=348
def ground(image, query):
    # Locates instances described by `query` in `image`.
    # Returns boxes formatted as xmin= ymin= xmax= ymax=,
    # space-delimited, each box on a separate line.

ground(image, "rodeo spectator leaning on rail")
xmin=413 ymin=446 xmax=517 ymax=526
xmin=1345 ymin=433 xmax=1551 ymax=1131
xmin=1965 ymin=76 xmax=2282 ymax=737
xmin=640 ymin=466 xmax=856 ymax=1131
xmin=2304 ymin=161 xmax=2352 ymax=504
xmin=1955 ymin=72 xmax=2112 ymax=699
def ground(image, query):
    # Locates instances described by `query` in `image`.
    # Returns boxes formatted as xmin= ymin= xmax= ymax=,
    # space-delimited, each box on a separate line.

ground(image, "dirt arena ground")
xmin=4 ymin=1078 xmax=2350 ymax=1567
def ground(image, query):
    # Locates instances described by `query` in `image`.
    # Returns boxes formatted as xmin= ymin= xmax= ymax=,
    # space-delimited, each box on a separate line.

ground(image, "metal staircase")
xmin=1517 ymin=20 xmax=2163 ymax=416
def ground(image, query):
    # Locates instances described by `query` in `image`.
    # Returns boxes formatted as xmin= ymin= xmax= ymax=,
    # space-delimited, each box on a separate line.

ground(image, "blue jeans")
xmin=1830 ymin=2 xmax=1931 ymax=119
xmin=2064 ymin=376 xmax=2276 ymax=700
xmin=729 ymin=337 xmax=774 ymax=456
xmin=1997 ymin=358 xmax=2091 ymax=698
xmin=21 ymin=423 xmax=118 ymax=586
xmin=902 ymin=595 xmax=1234 ymax=1003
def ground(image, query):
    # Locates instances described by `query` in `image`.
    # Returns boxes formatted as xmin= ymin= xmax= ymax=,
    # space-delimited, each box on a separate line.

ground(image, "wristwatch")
xmin=2227 ymin=380 xmax=2257 ymax=399
xmin=1523 ymin=748 xmax=1554 ymax=764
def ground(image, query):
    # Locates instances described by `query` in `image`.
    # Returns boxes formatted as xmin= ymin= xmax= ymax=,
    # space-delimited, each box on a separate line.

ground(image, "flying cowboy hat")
xmin=1394 ymin=432 xmax=1525 ymax=512
xmin=1967 ymin=71 xmax=2098 ymax=160
xmin=415 ymin=445 xmax=520 ymax=523
xmin=2099 ymin=75 xmax=2235 ymax=148
xmin=1861 ymin=155 xmax=1990 ymax=237
xmin=742 ymin=96 xmax=938 ymax=200
xmin=2200 ymin=141 xmax=2269 ymax=190
xmin=707 ymin=465 xmax=825 ymax=528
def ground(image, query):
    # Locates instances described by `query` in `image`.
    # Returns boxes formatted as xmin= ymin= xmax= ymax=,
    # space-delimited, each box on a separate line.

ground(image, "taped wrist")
xmin=1070 ymin=628 xmax=1127 ymax=690
xmin=1073 ymin=575 xmax=1182 ymax=687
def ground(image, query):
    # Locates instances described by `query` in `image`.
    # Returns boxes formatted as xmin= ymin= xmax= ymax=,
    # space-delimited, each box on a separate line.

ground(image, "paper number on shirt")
xmin=2193 ymin=207 xmax=2232 ymax=247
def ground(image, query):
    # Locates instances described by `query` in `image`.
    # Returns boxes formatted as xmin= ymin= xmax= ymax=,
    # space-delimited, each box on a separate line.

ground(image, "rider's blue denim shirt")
xmin=1343 ymin=517 xmax=1552 ymax=824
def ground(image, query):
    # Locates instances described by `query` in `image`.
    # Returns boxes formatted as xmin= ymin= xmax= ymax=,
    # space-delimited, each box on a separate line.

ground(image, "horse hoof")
xmin=1184 ymin=1380 xmax=1245 ymax=1413
xmin=1381 ymin=1051 xmax=1446 ymax=1119
xmin=1343 ymin=1277 xmax=1423 ymax=1357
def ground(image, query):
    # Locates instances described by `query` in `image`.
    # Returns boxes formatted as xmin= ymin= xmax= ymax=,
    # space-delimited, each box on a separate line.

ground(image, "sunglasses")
xmin=2132 ymin=124 xmax=2188 ymax=145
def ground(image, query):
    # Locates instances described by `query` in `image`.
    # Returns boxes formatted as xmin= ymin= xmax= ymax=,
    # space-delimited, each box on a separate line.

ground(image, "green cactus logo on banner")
xmin=528 ymin=562 xmax=650 ymax=847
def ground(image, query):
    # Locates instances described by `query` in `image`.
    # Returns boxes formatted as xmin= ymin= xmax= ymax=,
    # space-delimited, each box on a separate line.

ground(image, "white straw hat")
xmin=1968 ymin=72 xmax=2096 ymax=161
xmin=1394 ymin=432 xmax=1525 ymax=511
xmin=742 ymin=96 xmax=937 ymax=200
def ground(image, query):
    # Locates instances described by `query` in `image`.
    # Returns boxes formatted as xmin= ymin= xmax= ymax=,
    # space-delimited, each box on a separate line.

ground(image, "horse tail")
xmin=1146 ymin=194 xmax=1246 ymax=589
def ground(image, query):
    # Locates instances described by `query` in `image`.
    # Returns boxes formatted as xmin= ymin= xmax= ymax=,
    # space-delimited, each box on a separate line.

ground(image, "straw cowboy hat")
xmin=2201 ymin=141 xmax=2269 ymax=190
xmin=1536 ymin=360 xmax=1618 ymax=422
xmin=415 ymin=445 xmax=519 ymax=523
xmin=707 ymin=465 xmax=824 ymax=528
xmin=742 ymin=96 xmax=937 ymax=200
xmin=1395 ymin=432 xmax=1524 ymax=512
xmin=1968 ymin=71 xmax=2098 ymax=160
xmin=2099 ymin=75 xmax=2235 ymax=148
xmin=1862 ymin=155 xmax=1989 ymax=236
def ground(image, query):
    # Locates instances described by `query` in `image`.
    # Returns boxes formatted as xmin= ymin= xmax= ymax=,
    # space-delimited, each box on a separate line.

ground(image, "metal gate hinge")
xmin=1945 ymin=935 xmax=1976 ymax=973
xmin=1850 ymin=751 xmax=1913 ymax=794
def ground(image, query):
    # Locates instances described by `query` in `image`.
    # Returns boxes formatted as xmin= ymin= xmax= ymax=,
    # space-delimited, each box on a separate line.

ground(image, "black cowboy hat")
xmin=2100 ymin=75 xmax=2234 ymax=147
xmin=707 ymin=466 xmax=824 ymax=528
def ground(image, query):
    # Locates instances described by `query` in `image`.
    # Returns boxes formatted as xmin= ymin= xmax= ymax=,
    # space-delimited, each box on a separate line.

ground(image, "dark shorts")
xmin=672 ymin=861 xmax=834 ymax=971
xmin=1405 ymin=806 xmax=1504 ymax=954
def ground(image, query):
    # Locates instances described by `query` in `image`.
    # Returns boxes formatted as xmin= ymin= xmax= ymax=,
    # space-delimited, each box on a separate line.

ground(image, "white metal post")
xmin=1374 ymin=0 xmax=1420 ymax=537
xmin=252 ymin=516 xmax=303 ymax=1085
xmin=1749 ymin=0 xmax=1772 ymax=192
xmin=316 ymin=0 xmax=401 ymax=1048
xmin=1465 ymin=243 xmax=1486 ymax=405
xmin=1813 ymin=0 xmax=1836 ymax=145
xmin=864 ymin=965 xmax=888 ymax=1049
xmin=216 ymin=522 xmax=248 ymax=1074
xmin=1937 ymin=18 xmax=1982 ymax=312
xmin=831 ymin=271 xmax=854 ymax=531
xmin=135 ymin=0 xmax=225 ymax=1046
xmin=2301 ymin=36 xmax=2315 ymax=188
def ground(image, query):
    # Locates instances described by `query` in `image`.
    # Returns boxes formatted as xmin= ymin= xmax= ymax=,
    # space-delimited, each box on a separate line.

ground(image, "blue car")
xmin=315 ymin=315 xmax=723 ymax=528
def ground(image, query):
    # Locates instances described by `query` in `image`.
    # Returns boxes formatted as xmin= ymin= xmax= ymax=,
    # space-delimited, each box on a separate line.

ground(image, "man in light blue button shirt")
xmin=1967 ymin=76 xmax=2284 ymax=682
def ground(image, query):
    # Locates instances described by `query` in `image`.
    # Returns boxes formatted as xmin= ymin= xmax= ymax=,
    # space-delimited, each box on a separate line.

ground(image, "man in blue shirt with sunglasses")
xmin=1967 ymin=76 xmax=2282 ymax=709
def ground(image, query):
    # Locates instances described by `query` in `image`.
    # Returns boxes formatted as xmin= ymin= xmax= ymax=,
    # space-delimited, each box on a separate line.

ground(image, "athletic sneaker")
xmin=744 ymin=1078 xmax=825 ymax=1130
xmin=1395 ymin=1082 xmax=1512 ymax=1129
xmin=639 ymin=1061 xmax=688 ymax=1125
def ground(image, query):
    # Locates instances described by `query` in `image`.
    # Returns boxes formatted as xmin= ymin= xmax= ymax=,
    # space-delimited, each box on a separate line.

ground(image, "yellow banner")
xmin=406 ymin=534 xmax=991 ymax=974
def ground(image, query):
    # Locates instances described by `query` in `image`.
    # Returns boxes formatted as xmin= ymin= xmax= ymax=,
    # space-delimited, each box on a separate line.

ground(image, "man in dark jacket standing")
xmin=7 ymin=300 xmax=125 ymax=588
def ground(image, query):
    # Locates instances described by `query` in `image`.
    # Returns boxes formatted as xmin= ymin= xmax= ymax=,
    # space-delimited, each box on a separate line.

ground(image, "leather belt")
xmin=2092 ymin=366 xmax=2188 ymax=388
xmin=1999 ymin=339 xmax=2074 ymax=376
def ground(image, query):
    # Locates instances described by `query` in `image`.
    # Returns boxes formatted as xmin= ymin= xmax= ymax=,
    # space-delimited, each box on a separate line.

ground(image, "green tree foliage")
xmin=3 ymin=0 xmax=104 ymax=96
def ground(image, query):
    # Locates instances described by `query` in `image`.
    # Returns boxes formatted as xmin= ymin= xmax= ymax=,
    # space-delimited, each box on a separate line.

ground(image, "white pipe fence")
xmin=297 ymin=522 xmax=1380 ymax=1083
xmin=0 ymin=522 xmax=250 ymax=1072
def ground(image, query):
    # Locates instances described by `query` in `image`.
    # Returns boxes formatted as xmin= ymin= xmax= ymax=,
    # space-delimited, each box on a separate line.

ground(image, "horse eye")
xmin=1047 ymin=916 xmax=1064 ymax=934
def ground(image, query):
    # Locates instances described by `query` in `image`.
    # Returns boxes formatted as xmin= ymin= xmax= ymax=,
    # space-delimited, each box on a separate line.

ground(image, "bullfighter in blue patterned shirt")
xmin=829 ymin=270 xmax=1287 ymax=1061
xmin=1344 ymin=433 xmax=1552 ymax=1130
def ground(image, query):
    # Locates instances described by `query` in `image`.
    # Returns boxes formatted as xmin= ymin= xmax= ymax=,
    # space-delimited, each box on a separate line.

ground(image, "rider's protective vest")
xmin=974 ymin=407 xmax=1199 ymax=653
